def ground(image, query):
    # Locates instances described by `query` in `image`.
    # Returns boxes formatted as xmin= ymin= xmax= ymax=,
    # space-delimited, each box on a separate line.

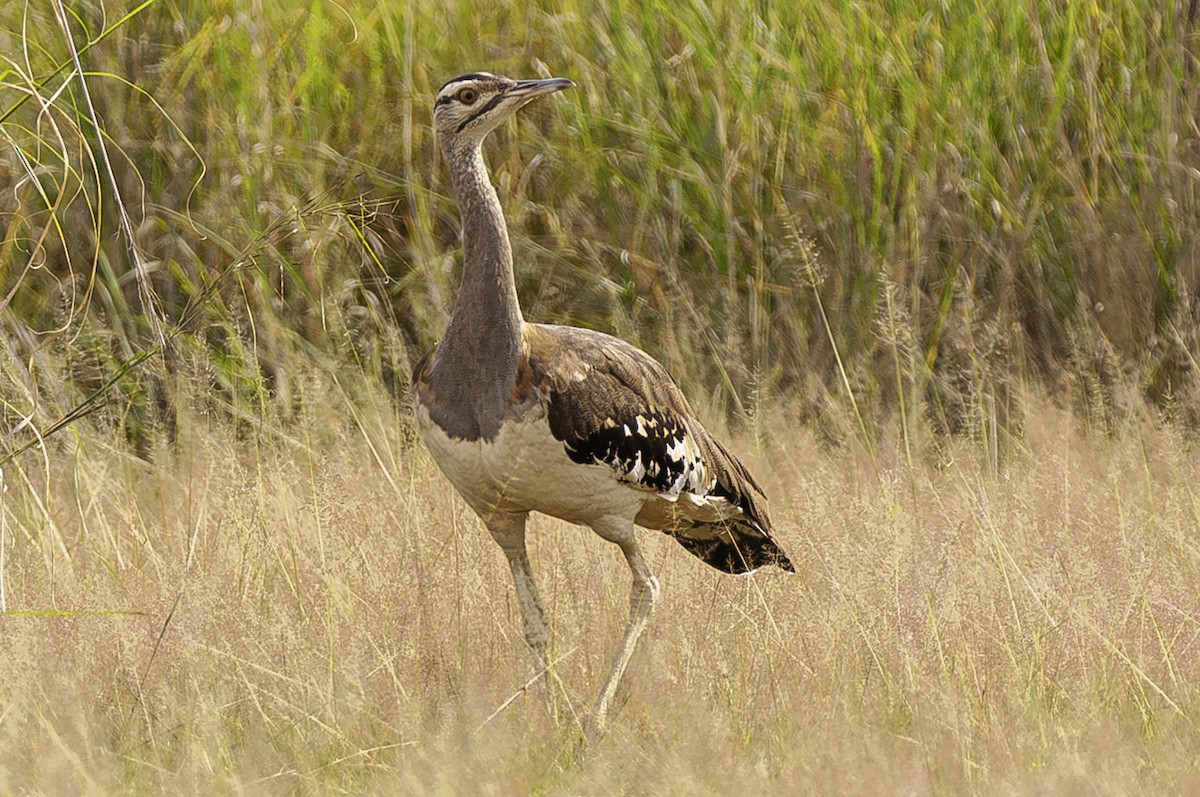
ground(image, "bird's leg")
xmin=591 ymin=519 xmax=661 ymax=732
xmin=485 ymin=512 xmax=549 ymax=673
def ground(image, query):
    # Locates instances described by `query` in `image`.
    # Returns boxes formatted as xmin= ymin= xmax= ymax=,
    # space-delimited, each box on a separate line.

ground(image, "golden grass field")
xmin=2 ymin=376 xmax=1198 ymax=793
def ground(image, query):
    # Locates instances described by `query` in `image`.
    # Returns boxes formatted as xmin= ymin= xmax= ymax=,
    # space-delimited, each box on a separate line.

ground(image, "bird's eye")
xmin=457 ymin=88 xmax=478 ymax=104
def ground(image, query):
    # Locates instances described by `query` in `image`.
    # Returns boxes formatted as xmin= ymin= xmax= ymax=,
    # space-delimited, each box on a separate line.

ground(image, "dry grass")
xmin=1 ymin=375 xmax=1198 ymax=794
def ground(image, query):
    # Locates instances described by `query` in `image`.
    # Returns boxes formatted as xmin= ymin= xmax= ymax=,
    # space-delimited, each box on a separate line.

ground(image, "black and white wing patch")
xmin=560 ymin=407 xmax=709 ymax=495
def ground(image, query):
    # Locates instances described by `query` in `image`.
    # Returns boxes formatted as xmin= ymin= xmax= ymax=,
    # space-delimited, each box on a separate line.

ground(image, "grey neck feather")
xmin=433 ymin=136 xmax=524 ymax=440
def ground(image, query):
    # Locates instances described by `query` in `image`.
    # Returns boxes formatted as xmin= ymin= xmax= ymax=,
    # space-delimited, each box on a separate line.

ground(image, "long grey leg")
xmin=485 ymin=512 xmax=548 ymax=667
xmin=590 ymin=517 xmax=661 ymax=730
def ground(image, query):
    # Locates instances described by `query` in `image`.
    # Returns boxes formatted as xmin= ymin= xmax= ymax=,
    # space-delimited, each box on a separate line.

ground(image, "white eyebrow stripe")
xmin=436 ymin=84 xmax=468 ymax=104
xmin=436 ymin=72 xmax=499 ymax=99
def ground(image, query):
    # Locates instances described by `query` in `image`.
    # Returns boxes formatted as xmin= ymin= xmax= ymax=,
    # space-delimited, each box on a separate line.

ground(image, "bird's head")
xmin=433 ymin=72 xmax=574 ymax=145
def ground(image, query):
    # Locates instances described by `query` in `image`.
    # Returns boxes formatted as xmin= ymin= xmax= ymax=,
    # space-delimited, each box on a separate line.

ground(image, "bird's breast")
xmin=416 ymin=401 xmax=645 ymax=524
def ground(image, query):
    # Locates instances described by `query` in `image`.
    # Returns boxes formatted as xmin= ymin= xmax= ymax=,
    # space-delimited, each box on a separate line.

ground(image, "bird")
xmin=412 ymin=71 xmax=794 ymax=729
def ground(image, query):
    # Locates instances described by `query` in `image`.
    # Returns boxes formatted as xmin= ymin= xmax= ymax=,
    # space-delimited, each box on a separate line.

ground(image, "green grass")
xmin=2 ymin=0 xmax=1200 ymax=792
xmin=3 ymin=0 xmax=1198 ymax=444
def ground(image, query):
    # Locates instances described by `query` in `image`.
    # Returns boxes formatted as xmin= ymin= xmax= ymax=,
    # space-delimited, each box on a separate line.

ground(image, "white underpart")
xmin=416 ymin=405 xmax=646 ymax=524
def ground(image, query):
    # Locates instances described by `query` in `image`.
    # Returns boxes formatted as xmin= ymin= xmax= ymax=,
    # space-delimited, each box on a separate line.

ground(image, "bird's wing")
xmin=521 ymin=323 xmax=793 ymax=573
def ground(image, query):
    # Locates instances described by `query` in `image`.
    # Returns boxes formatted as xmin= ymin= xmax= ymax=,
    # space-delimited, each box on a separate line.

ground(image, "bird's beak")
xmin=508 ymin=77 xmax=576 ymax=106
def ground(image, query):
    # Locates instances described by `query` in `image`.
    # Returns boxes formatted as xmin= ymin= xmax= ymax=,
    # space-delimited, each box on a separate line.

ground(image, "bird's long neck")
xmin=437 ymin=137 xmax=524 ymax=437
xmin=444 ymin=140 xmax=523 ymax=335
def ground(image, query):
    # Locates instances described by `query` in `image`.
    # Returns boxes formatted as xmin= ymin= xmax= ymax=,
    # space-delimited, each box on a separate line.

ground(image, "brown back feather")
xmin=523 ymin=324 xmax=793 ymax=573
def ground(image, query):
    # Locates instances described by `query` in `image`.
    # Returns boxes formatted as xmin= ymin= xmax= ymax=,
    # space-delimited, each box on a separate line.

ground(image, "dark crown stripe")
xmin=438 ymin=72 xmax=496 ymax=91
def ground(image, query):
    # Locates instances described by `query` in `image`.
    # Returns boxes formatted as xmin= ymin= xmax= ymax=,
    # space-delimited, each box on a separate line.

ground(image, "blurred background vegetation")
xmin=2 ymin=0 xmax=1199 ymax=461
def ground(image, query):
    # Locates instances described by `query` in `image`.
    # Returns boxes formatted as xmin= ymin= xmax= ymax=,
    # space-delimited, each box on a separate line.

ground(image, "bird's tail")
xmin=669 ymin=519 xmax=795 ymax=574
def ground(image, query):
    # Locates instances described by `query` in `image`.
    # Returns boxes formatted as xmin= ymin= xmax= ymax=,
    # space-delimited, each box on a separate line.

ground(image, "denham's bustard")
xmin=412 ymin=72 xmax=794 ymax=728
